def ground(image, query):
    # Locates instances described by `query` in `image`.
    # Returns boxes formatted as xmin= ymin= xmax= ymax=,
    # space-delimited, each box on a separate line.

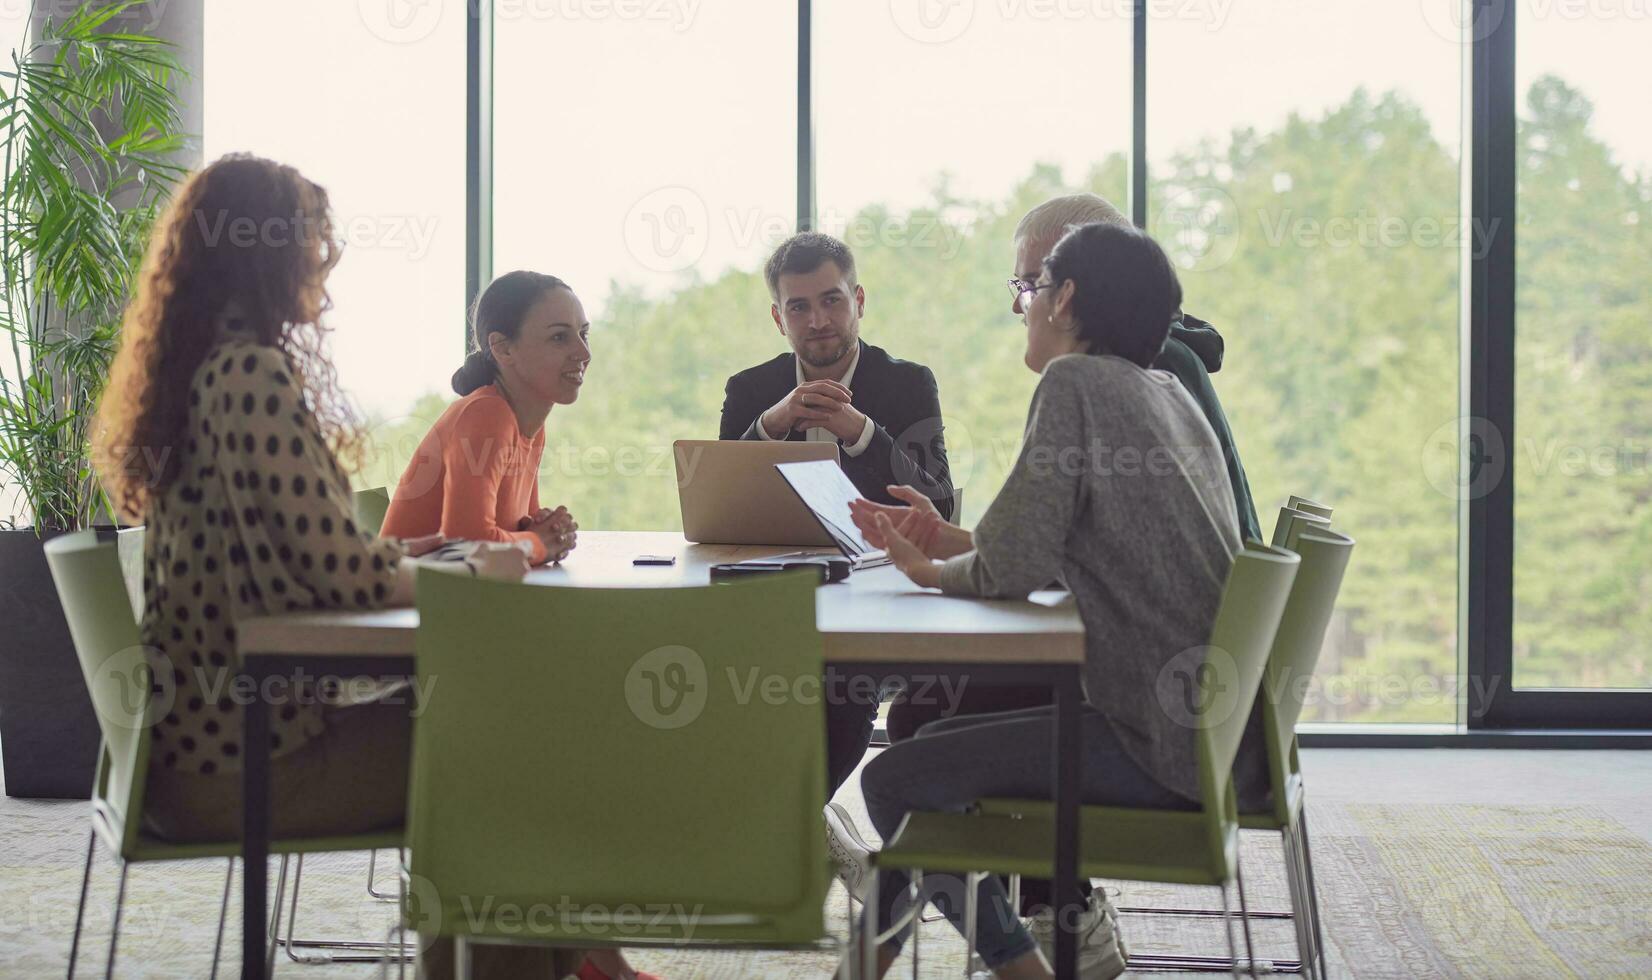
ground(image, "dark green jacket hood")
xmin=1170 ymin=314 xmax=1225 ymax=374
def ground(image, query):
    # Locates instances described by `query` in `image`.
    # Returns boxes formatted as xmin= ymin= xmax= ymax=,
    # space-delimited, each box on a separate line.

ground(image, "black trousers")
xmin=824 ymin=667 xmax=897 ymax=798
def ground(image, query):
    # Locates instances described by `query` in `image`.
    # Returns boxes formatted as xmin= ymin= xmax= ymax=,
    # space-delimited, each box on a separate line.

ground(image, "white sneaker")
xmin=1025 ymin=891 xmax=1127 ymax=980
xmin=825 ymin=801 xmax=874 ymax=903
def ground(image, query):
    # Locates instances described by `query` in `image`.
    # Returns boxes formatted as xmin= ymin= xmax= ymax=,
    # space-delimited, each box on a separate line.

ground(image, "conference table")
xmin=235 ymin=530 xmax=1089 ymax=978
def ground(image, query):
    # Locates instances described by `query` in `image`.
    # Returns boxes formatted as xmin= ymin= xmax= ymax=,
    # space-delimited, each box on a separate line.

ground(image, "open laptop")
xmin=773 ymin=459 xmax=892 ymax=570
xmin=674 ymin=440 xmax=840 ymax=546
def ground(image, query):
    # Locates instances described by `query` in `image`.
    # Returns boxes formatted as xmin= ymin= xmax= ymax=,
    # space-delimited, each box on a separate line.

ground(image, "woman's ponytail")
xmin=451 ymin=348 xmax=495 ymax=396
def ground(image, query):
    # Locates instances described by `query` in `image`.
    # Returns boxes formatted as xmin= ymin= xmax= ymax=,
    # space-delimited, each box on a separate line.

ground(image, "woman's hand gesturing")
xmin=873 ymin=512 xmax=941 ymax=589
xmin=849 ymin=485 xmax=972 ymax=560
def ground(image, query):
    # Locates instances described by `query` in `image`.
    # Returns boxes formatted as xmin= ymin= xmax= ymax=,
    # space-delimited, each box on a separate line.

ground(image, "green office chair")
xmin=45 ymin=531 xmax=406 ymax=978
xmin=867 ymin=543 xmax=1301 ymax=979
xmin=405 ymin=569 xmax=838 ymax=971
xmin=1086 ymin=506 xmax=1353 ymax=978
xmin=352 ymin=486 xmax=392 ymax=537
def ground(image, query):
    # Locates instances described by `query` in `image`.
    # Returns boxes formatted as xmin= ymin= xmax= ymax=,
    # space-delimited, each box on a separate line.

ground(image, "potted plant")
xmin=0 ymin=1 xmax=185 ymax=798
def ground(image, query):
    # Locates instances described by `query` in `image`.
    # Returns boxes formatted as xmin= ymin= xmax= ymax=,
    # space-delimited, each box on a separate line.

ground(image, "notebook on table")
xmin=772 ymin=459 xmax=892 ymax=570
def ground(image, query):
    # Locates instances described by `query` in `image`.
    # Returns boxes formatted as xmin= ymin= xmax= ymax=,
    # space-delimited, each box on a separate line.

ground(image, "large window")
xmin=816 ymin=3 xmax=1130 ymax=525
xmin=451 ymin=1 xmax=1650 ymax=730
xmin=203 ymin=1 xmax=466 ymax=492
xmin=1149 ymin=2 xmax=1461 ymax=723
xmin=491 ymin=0 xmax=795 ymax=530
xmin=1514 ymin=12 xmax=1652 ymax=690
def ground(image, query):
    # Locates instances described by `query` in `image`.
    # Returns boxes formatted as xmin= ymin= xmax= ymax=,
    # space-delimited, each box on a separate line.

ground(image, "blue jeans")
xmin=859 ymin=703 xmax=1194 ymax=969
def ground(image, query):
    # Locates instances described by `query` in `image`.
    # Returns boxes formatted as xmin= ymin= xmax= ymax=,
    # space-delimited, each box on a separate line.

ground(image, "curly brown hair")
xmin=95 ymin=154 xmax=367 ymax=522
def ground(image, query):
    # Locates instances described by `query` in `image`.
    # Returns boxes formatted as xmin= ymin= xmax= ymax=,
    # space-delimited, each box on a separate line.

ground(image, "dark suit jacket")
xmin=719 ymin=341 xmax=957 ymax=521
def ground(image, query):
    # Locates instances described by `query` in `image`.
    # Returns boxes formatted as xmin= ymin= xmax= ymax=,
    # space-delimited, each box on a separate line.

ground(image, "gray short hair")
xmin=1015 ymin=193 xmax=1131 ymax=247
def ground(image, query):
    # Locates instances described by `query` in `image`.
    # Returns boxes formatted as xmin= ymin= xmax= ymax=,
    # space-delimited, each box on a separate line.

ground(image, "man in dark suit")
xmin=720 ymin=232 xmax=956 ymax=521
xmin=720 ymin=232 xmax=953 ymax=902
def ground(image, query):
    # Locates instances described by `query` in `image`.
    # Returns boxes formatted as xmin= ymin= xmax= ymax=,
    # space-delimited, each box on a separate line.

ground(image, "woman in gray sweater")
xmin=846 ymin=223 xmax=1244 ymax=979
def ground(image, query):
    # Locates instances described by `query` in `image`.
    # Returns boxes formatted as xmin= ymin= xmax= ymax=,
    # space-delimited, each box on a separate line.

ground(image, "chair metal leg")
xmin=1235 ymin=855 xmax=1260 ymax=978
xmin=963 ymin=872 xmax=980 ymax=979
xmin=1280 ymin=827 xmax=1316 ymax=980
xmin=840 ymin=877 xmax=855 ymax=980
xmin=454 ymin=936 xmax=471 ymax=980
xmin=366 ymin=850 xmax=398 ymax=902
xmin=909 ymin=870 xmax=922 ymax=980
xmin=210 ymin=859 xmax=234 ymax=980
xmin=282 ymin=855 xmax=311 ymax=964
xmin=1221 ymin=882 xmax=1239 ymax=980
xmin=396 ymin=859 xmax=408 ymax=980
xmin=1299 ymin=809 xmax=1330 ymax=980
xmin=1117 ymin=829 xmax=1305 ymax=975
xmin=267 ymin=854 xmax=290 ymax=978
xmin=862 ymin=867 xmax=880 ymax=980
xmin=105 ymin=863 xmax=129 ymax=980
xmin=275 ymin=853 xmax=411 ymax=963
xmin=1287 ymin=827 xmax=1320 ymax=978
xmin=67 ymin=829 xmax=96 ymax=979
xmin=1117 ymin=904 xmax=1295 ymax=919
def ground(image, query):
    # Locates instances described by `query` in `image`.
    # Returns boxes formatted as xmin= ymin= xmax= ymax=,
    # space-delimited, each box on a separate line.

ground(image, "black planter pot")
xmin=0 ymin=527 xmax=105 ymax=798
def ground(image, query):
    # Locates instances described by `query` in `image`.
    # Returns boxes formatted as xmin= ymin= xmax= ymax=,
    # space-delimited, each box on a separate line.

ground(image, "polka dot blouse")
xmin=140 ymin=338 xmax=404 ymax=777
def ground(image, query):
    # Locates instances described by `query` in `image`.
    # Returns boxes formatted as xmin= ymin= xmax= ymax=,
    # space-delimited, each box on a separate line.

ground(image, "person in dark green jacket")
xmin=1153 ymin=312 xmax=1262 ymax=542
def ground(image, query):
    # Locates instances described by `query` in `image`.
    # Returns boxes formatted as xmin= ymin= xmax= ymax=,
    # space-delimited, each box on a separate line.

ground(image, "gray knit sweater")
xmin=939 ymin=353 xmax=1241 ymax=803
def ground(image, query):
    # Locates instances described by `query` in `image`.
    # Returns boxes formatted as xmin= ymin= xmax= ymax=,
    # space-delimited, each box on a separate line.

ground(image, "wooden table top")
xmin=237 ymin=530 xmax=1085 ymax=665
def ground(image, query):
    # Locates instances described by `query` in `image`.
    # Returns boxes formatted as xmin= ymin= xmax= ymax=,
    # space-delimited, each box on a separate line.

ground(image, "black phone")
xmin=709 ymin=555 xmax=850 ymax=584
xmin=632 ymin=555 xmax=677 ymax=566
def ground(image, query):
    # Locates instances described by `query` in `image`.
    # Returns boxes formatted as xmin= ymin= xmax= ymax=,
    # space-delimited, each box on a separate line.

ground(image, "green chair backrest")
xmin=353 ymin=486 xmax=391 ymax=537
xmin=1270 ymin=505 xmax=1331 ymax=550
xmin=1286 ymin=495 xmax=1333 ymax=521
xmin=115 ymin=526 xmax=146 ymax=621
xmin=1257 ymin=529 xmax=1355 ymax=819
xmin=408 ymin=569 xmax=829 ymax=940
xmin=44 ymin=531 xmax=154 ymax=856
xmin=1194 ymin=543 xmax=1299 ymax=862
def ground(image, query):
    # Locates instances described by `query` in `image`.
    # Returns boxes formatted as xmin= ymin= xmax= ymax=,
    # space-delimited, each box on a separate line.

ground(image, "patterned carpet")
xmin=4 ymin=782 xmax=1651 ymax=977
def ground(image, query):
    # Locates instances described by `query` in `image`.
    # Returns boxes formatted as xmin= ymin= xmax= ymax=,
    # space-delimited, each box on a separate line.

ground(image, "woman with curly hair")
xmin=94 ymin=154 xmax=658 ymax=980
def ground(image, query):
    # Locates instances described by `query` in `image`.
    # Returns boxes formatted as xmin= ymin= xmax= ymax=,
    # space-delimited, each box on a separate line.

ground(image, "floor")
xmin=2 ymin=749 xmax=1650 ymax=978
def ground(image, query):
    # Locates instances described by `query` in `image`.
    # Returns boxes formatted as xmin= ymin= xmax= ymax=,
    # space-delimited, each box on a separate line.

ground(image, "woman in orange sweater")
xmin=381 ymin=271 xmax=585 ymax=564
xmin=383 ymin=274 xmax=664 ymax=980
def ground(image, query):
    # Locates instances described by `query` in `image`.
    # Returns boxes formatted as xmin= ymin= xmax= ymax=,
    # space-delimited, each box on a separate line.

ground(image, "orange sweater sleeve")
xmin=437 ymin=397 xmax=548 ymax=563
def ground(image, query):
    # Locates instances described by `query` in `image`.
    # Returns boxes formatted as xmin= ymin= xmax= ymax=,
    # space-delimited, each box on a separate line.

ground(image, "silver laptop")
xmin=674 ymin=440 xmax=840 ymax=546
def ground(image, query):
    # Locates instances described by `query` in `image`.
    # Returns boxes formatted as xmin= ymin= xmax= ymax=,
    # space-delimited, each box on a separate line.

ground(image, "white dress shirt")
xmin=755 ymin=347 xmax=877 ymax=457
